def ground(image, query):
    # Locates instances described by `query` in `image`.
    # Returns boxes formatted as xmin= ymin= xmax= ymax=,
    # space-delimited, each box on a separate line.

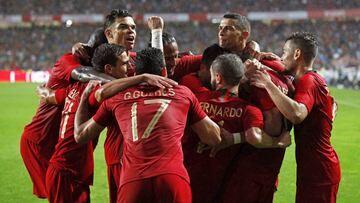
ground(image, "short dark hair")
xmin=211 ymin=54 xmax=244 ymax=86
xmin=87 ymin=27 xmax=108 ymax=49
xmin=104 ymin=9 xmax=132 ymax=30
xmin=202 ymin=44 xmax=229 ymax=69
xmin=91 ymin=43 xmax=126 ymax=72
xmin=223 ymin=13 xmax=251 ymax=33
xmin=286 ymin=31 xmax=319 ymax=64
xmin=84 ymin=27 xmax=108 ymax=58
xmin=135 ymin=47 xmax=165 ymax=76
xmin=148 ymin=31 xmax=177 ymax=47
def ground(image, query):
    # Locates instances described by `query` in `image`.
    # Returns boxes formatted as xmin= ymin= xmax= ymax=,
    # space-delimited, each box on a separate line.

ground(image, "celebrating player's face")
xmin=106 ymin=17 xmax=136 ymax=50
xmin=107 ymin=52 xmax=129 ymax=79
xmin=218 ymin=19 xmax=243 ymax=51
xmin=163 ymin=42 xmax=179 ymax=77
xmin=281 ymin=41 xmax=297 ymax=74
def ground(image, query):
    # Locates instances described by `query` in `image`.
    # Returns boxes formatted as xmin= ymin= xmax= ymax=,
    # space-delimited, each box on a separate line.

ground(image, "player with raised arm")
xmin=74 ymin=47 xmax=221 ymax=203
xmin=251 ymin=32 xmax=341 ymax=203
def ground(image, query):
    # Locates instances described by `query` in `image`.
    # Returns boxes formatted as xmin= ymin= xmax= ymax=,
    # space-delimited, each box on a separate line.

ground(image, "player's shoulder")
xmin=178 ymin=54 xmax=202 ymax=63
xmin=58 ymin=52 xmax=77 ymax=62
xmin=299 ymin=71 xmax=323 ymax=86
xmin=179 ymin=72 xmax=198 ymax=83
xmin=173 ymin=84 xmax=193 ymax=95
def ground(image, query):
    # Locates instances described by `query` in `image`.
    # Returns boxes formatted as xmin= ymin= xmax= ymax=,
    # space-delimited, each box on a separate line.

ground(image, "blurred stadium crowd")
xmin=0 ymin=1 xmax=359 ymax=89
xmin=1 ymin=0 xmax=360 ymax=13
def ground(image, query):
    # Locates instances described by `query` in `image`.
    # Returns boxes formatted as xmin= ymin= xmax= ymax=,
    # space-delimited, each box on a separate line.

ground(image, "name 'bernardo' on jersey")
xmin=200 ymin=102 xmax=243 ymax=118
xmin=124 ymin=88 xmax=176 ymax=100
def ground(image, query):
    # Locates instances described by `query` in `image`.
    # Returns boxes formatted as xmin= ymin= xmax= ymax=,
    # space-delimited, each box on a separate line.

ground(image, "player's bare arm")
xmin=251 ymin=70 xmax=308 ymax=124
xmin=245 ymin=127 xmax=291 ymax=148
xmin=74 ymin=81 xmax=105 ymax=144
xmin=210 ymin=125 xmax=291 ymax=157
xmin=95 ymin=73 xmax=178 ymax=102
xmin=191 ymin=116 xmax=221 ymax=146
xmin=71 ymin=66 xmax=114 ymax=83
xmin=148 ymin=16 xmax=164 ymax=52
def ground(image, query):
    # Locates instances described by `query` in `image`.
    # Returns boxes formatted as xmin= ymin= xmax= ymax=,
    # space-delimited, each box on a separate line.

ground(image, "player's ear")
xmin=241 ymin=31 xmax=250 ymax=40
xmin=104 ymin=28 xmax=113 ymax=41
xmin=294 ymin=49 xmax=301 ymax=61
xmin=215 ymin=72 xmax=222 ymax=85
xmin=104 ymin=64 xmax=113 ymax=75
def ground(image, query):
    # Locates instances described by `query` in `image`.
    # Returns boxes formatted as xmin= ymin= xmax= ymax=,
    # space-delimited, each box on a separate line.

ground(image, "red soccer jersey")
xmin=49 ymin=82 xmax=98 ymax=185
xmin=250 ymin=70 xmax=293 ymax=110
xmin=239 ymin=69 xmax=294 ymax=188
xmin=173 ymin=55 xmax=202 ymax=81
xmin=93 ymin=85 xmax=207 ymax=187
xmin=22 ymin=53 xmax=81 ymax=144
xmin=293 ymin=71 xmax=340 ymax=185
xmin=104 ymin=121 xmax=123 ymax=166
xmin=181 ymin=76 xmax=264 ymax=203
xmin=179 ymin=72 xmax=209 ymax=94
xmin=261 ymin=59 xmax=285 ymax=73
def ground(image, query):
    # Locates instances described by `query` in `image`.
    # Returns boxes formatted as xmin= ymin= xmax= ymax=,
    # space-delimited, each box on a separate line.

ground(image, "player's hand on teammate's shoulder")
xmin=256 ymin=52 xmax=281 ymax=61
xmin=142 ymin=73 xmax=178 ymax=89
xmin=147 ymin=16 xmax=164 ymax=30
xmin=83 ymin=80 xmax=101 ymax=96
xmin=72 ymin=42 xmax=91 ymax=64
xmin=249 ymin=68 xmax=272 ymax=89
xmin=209 ymin=128 xmax=234 ymax=158
xmin=245 ymin=59 xmax=261 ymax=79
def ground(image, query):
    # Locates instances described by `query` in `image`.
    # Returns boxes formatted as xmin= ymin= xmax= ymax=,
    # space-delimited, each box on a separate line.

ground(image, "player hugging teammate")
xmin=21 ymin=8 xmax=340 ymax=203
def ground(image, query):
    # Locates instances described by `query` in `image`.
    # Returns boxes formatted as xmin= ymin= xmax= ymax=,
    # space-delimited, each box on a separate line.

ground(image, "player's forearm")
xmin=245 ymin=127 xmax=291 ymax=148
xmin=95 ymin=75 xmax=144 ymax=102
xmin=71 ymin=67 xmax=114 ymax=83
xmin=192 ymin=117 xmax=221 ymax=146
xmin=151 ymin=29 xmax=163 ymax=52
xmin=264 ymin=80 xmax=305 ymax=124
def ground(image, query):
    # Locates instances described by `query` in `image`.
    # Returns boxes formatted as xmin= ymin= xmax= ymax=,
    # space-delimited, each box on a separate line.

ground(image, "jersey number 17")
xmin=131 ymin=99 xmax=171 ymax=142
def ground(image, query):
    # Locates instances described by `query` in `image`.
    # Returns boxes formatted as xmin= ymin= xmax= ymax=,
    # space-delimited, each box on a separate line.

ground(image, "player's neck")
xmin=217 ymin=84 xmax=238 ymax=96
xmin=296 ymin=63 xmax=314 ymax=79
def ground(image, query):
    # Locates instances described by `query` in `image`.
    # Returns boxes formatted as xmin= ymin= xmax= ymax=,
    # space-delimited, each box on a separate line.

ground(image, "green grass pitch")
xmin=0 ymin=83 xmax=359 ymax=202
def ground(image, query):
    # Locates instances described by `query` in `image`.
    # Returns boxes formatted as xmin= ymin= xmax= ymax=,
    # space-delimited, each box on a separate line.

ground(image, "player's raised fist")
xmin=147 ymin=16 xmax=164 ymax=30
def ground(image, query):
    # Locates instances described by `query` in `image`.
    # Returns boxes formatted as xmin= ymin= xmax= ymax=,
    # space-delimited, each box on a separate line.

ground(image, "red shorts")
xmin=296 ymin=183 xmax=339 ymax=203
xmin=107 ymin=163 xmax=121 ymax=203
xmin=218 ymin=160 xmax=277 ymax=203
xmin=46 ymin=164 xmax=90 ymax=203
xmin=118 ymin=174 xmax=191 ymax=203
xmin=20 ymin=136 xmax=52 ymax=198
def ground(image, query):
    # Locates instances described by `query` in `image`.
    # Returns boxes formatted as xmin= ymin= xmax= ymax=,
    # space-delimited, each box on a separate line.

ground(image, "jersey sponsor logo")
xmin=124 ymin=88 xmax=175 ymax=100
xmin=200 ymin=102 xmax=243 ymax=118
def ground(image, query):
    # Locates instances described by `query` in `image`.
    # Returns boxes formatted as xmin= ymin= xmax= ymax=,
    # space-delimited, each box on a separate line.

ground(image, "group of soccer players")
xmin=20 ymin=8 xmax=341 ymax=203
